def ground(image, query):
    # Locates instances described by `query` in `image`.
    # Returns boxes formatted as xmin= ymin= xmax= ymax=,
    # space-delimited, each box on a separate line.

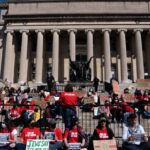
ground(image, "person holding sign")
xmin=63 ymin=116 xmax=86 ymax=150
xmin=17 ymin=119 xmax=40 ymax=150
xmin=43 ymin=119 xmax=63 ymax=150
xmin=122 ymin=113 xmax=150 ymax=150
xmin=88 ymin=116 xmax=114 ymax=150
xmin=0 ymin=121 xmax=18 ymax=150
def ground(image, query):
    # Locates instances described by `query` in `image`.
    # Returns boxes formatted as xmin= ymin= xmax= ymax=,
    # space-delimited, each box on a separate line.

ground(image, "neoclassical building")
xmin=0 ymin=0 xmax=150 ymax=84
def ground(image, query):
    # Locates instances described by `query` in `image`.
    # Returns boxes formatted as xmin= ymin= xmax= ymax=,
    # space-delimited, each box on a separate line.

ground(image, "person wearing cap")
xmin=122 ymin=113 xmax=150 ymax=150
xmin=63 ymin=116 xmax=86 ymax=149
xmin=88 ymin=116 xmax=114 ymax=150
xmin=43 ymin=119 xmax=63 ymax=150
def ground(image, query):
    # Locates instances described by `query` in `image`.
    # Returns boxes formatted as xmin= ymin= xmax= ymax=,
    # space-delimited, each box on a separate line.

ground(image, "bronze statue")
xmin=69 ymin=56 xmax=93 ymax=82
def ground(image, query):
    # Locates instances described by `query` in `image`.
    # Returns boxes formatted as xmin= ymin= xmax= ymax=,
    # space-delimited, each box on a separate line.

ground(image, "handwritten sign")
xmin=123 ymin=94 xmax=135 ymax=103
xmin=83 ymin=97 xmax=94 ymax=104
xmin=99 ymin=95 xmax=109 ymax=101
xmin=112 ymin=80 xmax=120 ymax=95
xmin=75 ymin=90 xmax=87 ymax=98
xmin=26 ymin=140 xmax=49 ymax=150
xmin=93 ymin=139 xmax=117 ymax=150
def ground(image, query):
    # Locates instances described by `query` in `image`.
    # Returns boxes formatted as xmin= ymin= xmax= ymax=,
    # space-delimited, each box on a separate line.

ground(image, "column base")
xmin=121 ymin=79 xmax=132 ymax=84
xmin=18 ymin=81 xmax=26 ymax=86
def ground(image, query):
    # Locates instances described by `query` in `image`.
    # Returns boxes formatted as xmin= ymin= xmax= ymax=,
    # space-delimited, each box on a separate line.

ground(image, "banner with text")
xmin=26 ymin=139 xmax=49 ymax=150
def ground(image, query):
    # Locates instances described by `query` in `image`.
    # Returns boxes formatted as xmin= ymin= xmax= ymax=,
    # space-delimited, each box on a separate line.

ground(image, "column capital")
xmin=20 ymin=30 xmax=29 ymax=33
xmin=68 ymin=29 xmax=77 ymax=33
xmin=133 ymin=29 xmax=143 ymax=33
xmin=117 ymin=29 xmax=127 ymax=33
xmin=4 ymin=30 xmax=14 ymax=34
xmin=51 ymin=29 xmax=60 ymax=33
xmin=102 ymin=29 xmax=111 ymax=33
xmin=85 ymin=29 xmax=94 ymax=33
xmin=35 ymin=30 xmax=45 ymax=33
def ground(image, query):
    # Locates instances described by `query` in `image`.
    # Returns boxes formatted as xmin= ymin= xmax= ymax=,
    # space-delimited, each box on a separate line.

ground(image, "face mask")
xmin=2 ymin=123 xmax=6 ymax=128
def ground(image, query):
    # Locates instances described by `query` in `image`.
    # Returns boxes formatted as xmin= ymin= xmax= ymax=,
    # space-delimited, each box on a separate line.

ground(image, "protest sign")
xmin=68 ymin=142 xmax=81 ymax=150
xmin=26 ymin=139 xmax=49 ymax=150
xmin=44 ymin=132 xmax=55 ymax=141
xmin=83 ymin=97 xmax=94 ymax=104
xmin=123 ymin=94 xmax=135 ymax=103
xmin=133 ymin=133 xmax=144 ymax=141
xmin=0 ymin=133 xmax=9 ymax=144
xmin=93 ymin=139 xmax=117 ymax=150
xmin=112 ymin=80 xmax=120 ymax=95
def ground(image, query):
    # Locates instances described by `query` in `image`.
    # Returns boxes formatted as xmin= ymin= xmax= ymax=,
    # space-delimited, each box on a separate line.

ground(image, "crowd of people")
xmin=0 ymin=81 xmax=149 ymax=150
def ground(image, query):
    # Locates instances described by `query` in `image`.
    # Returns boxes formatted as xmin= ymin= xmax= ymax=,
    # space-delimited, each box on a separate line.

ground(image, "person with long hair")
xmin=88 ymin=116 xmax=114 ymax=150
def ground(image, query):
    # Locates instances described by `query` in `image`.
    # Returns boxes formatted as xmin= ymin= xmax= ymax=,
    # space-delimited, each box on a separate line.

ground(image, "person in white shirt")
xmin=122 ymin=113 xmax=150 ymax=150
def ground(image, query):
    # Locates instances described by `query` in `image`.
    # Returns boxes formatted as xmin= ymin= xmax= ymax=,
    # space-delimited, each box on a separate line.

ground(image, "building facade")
xmin=0 ymin=0 xmax=150 ymax=84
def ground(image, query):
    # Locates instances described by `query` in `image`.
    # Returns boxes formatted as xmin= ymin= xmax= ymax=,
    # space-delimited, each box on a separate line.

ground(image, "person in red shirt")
xmin=121 ymin=101 xmax=134 ymax=125
xmin=63 ymin=116 xmax=86 ymax=149
xmin=60 ymin=84 xmax=78 ymax=129
xmin=43 ymin=119 xmax=63 ymax=150
xmin=0 ymin=121 xmax=18 ymax=149
xmin=88 ymin=116 xmax=114 ymax=150
xmin=16 ymin=119 xmax=40 ymax=150
xmin=8 ymin=105 xmax=22 ymax=126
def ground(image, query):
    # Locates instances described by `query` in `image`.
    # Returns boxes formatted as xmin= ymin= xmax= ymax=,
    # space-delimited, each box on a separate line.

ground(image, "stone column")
xmin=35 ymin=30 xmax=44 ymax=83
xmin=146 ymin=31 xmax=150 ymax=78
xmin=19 ymin=30 xmax=29 ymax=84
xmin=3 ymin=30 xmax=13 ymax=82
xmin=102 ymin=29 xmax=112 ymax=82
xmin=52 ymin=29 xmax=60 ymax=81
xmin=68 ymin=29 xmax=77 ymax=61
xmin=118 ymin=29 xmax=128 ymax=83
xmin=134 ymin=29 xmax=144 ymax=79
xmin=86 ymin=29 xmax=94 ymax=80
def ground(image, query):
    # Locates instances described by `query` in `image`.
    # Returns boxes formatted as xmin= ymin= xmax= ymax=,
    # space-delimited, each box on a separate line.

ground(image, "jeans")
xmin=49 ymin=141 xmax=63 ymax=150
xmin=16 ymin=143 xmax=26 ymax=150
xmin=122 ymin=142 xmax=150 ymax=150
xmin=63 ymin=107 xmax=76 ymax=129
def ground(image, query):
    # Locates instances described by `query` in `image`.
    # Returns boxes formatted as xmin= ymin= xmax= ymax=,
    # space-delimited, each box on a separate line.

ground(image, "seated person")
xmin=16 ymin=119 xmax=40 ymax=150
xmin=8 ymin=105 xmax=22 ymax=126
xmin=122 ymin=113 xmax=150 ymax=150
xmin=63 ymin=116 xmax=86 ymax=150
xmin=88 ymin=116 xmax=114 ymax=150
xmin=43 ymin=119 xmax=63 ymax=150
xmin=0 ymin=121 xmax=18 ymax=149
xmin=99 ymin=100 xmax=111 ymax=118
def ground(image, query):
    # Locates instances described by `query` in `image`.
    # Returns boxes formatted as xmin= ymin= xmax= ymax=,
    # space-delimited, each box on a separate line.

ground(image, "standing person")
xmin=47 ymin=73 xmax=56 ymax=93
xmin=16 ymin=119 xmax=40 ymax=150
xmin=93 ymin=77 xmax=99 ymax=92
xmin=60 ymin=84 xmax=78 ymax=129
xmin=88 ymin=116 xmax=114 ymax=150
xmin=122 ymin=113 xmax=150 ymax=150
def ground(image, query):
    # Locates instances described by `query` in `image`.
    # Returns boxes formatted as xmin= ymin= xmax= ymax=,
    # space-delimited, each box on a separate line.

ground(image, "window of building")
xmin=32 ymin=64 xmax=36 ymax=80
xmin=127 ymin=64 xmax=131 ymax=79
xmin=47 ymin=63 xmax=52 ymax=74
xmin=111 ymin=64 xmax=117 ymax=79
